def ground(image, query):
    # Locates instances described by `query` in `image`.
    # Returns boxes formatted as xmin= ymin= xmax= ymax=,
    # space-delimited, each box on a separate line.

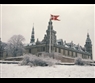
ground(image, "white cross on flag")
xmin=50 ymin=14 xmax=60 ymax=21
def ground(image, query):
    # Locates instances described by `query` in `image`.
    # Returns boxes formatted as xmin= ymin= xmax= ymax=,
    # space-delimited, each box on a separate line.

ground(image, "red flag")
xmin=50 ymin=14 xmax=60 ymax=21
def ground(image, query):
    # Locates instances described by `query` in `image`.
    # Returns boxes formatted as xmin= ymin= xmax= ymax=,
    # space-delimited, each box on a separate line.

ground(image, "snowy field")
xmin=0 ymin=64 xmax=95 ymax=78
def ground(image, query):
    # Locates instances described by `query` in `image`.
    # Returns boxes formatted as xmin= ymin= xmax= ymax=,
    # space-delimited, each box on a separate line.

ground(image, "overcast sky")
xmin=0 ymin=4 xmax=95 ymax=60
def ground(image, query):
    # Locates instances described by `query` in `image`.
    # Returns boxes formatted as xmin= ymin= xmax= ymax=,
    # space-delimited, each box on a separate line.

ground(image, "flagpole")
xmin=49 ymin=19 xmax=51 ymax=54
xmin=49 ymin=14 xmax=60 ymax=54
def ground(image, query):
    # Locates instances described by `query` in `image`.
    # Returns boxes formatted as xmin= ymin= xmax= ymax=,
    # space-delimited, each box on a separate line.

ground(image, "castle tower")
xmin=84 ymin=33 xmax=92 ymax=59
xmin=30 ymin=24 xmax=35 ymax=43
xmin=44 ymin=19 xmax=57 ymax=52
xmin=46 ymin=19 xmax=57 ymax=45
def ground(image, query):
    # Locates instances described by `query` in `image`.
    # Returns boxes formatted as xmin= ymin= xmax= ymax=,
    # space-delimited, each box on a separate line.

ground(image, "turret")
xmin=46 ymin=19 xmax=56 ymax=45
xmin=30 ymin=24 xmax=35 ymax=43
xmin=84 ymin=33 xmax=92 ymax=59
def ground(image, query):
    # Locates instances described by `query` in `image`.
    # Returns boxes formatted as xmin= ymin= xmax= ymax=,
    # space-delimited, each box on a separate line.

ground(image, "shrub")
xmin=19 ymin=54 xmax=60 ymax=67
xmin=75 ymin=57 xmax=84 ymax=65
xmin=75 ymin=56 xmax=94 ymax=66
xmin=20 ymin=55 xmax=29 ymax=65
xmin=28 ymin=62 xmax=33 ymax=67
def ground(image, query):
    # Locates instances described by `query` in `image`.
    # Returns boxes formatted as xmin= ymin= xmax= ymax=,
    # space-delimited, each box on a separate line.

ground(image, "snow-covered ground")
xmin=0 ymin=64 xmax=95 ymax=78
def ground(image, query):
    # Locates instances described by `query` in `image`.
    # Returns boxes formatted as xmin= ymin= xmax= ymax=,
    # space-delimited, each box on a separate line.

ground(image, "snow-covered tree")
xmin=75 ymin=56 xmax=84 ymax=65
xmin=19 ymin=54 xmax=60 ymax=67
xmin=5 ymin=35 xmax=25 ymax=57
xmin=0 ymin=38 xmax=7 ymax=59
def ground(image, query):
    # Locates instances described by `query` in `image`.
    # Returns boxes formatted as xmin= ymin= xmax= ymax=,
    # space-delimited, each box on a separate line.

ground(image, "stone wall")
xmin=53 ymin=52 xmax=75 ymax=63
xmin=61 ymin=57 xmax=75 ymax=63
xmin=54 ymin=47 xmax=91 ymax=60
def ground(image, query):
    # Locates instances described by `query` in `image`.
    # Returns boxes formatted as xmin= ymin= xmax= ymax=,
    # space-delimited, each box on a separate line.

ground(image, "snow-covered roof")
xmin=23 ymin=43 xmax=29 ymax=46
xmin=29 ymin=42 xmax=36 ymax=46
xmin=56 ymin=40 xmax=86 ymax=53
xmin=57 ymin=39 xmax=63 ymax=42
xmin=65 ymin=44 xmax=69 ymax=48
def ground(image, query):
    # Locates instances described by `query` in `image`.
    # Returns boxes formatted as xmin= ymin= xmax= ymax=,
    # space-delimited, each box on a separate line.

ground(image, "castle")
xmin=25 ymin=19 xmax=93 ymax=60
xmin=0 ymin=19 xmax=93 ymax=61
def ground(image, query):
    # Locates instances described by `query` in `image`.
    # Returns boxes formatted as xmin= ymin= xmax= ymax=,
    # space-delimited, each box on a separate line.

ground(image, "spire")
xmin=49 ymin=19 xmax=52 ymax=25
xmin=36 ymin=38 xmax=40 ymax=45
xmin=48 ymin=19 xmax=53 ymax=31
xmin=86 ymin=33 xmax=91 ymax=43
xmin=32 ymin=27 xmax=34 ymax=34
xmin=71 ymin=41 xmax=73 ymax=48
xmin=30 ymin=24 xmax=35 ymax=43
xmin=84 ymin=33 xmax=92 ymax=59
xmin=87 ymin=33 xmax=89 ymax=38
xmin=45 ymin=19 xmax=56 ymax=53
xmin=37 ymin=38 xmax=39 ymax=42
xmin=49 ymin=19 xmax=52 ymax=26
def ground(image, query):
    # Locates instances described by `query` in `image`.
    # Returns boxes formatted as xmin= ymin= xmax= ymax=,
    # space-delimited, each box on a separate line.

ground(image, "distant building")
xmin=25 ymin=19 xmax=93 ymax=60
xmin=0 ymin=19 xmax=93 ymax=61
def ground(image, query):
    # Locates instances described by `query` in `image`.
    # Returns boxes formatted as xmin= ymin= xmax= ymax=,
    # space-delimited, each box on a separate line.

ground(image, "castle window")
xmin=82 ymin=55 xmax=84 ymax=59
xmin=63 ymin=49 xmax=65 ymax=55
xmin=51 ymin=46 xmax=52 ymax=51
xmin=59 ymin=48 xmax=61 ymax=53
xmin=82 ymin=54 xmax=83 ymax=58
xmin=43 ymin=47 xmax=45 ymax=51
xmin=87 ymin=55 xmax=89 ymax=59
xmin=0 ymin=51 xmax=3 ymax=57
xmin=65 ymin=50 xmax=68 ymax=56
xmin=89 ymin=56 xmax=91 ymax=59
xmin=55 ymin=47 xmax=57 ymax=52
xmin=69 ymin=51 xmax=72 ymax=57
xmin=72 ymin=52 xmax=75 ymax=57
xmin=37 ymin=48 xmax=38 ymax=51
xmin=64 ymin=50 xmax=66 ymax=55
xmin=68 ymin=50 xmax=69 ymax=56
xmin=29 ymin=49 xmax=31 ymax=53
xmin=69 ymin=51 xmax=71 ymax=56
xmin=84 ymin=55 xmax=85 ymax=59
xmin=6 ymin=52 xmax=8 ymax=57
xmin=58 ymin=42 xmax=61 ymax=45
xmin=76 ymin=52 xmax=77 ymax=57
xmin=71 ymin=51 xmax=73 ymax=57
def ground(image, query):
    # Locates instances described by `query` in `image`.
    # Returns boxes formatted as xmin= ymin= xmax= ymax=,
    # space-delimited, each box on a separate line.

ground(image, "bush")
xmin=19 ymin=54 xmax=60 ymax=67
xmin=75 ymin=57 xmax=94 ymax=66
xmin=75 ymin=57 xmax=84 ymax=65
xmin=20 ymin=55 xmax=29 ymax=65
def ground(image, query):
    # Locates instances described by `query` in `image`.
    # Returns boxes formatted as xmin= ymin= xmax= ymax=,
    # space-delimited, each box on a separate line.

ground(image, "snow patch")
xmin=0 ymin=64 xmax=95 ymax=78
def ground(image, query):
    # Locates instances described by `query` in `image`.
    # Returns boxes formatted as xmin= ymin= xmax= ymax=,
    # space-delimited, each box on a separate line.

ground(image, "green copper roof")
xmin=86 ymin=33 xmax=91 ymax=42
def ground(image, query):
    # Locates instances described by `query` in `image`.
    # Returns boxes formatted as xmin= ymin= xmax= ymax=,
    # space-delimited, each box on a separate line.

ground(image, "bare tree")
xmin=0 ymin=39 xmax=7 ymax=59
xmin=6 ymin=35 xmax=25 ymax=57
